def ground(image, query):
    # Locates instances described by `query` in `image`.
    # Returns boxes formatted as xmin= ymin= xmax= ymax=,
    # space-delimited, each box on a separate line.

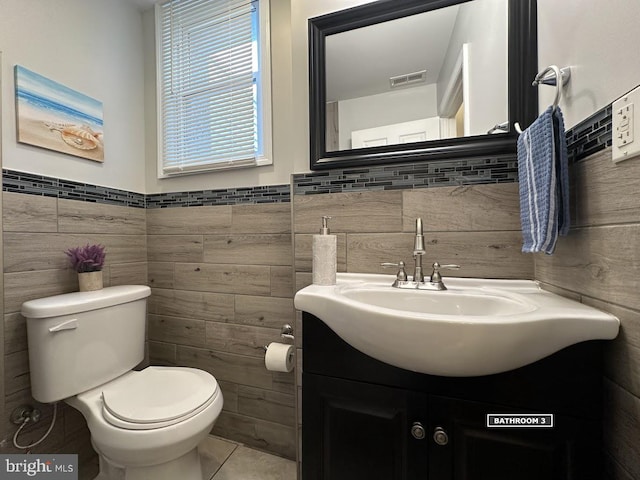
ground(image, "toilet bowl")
xmin=66 ymin=366 xmax=223 ymax=470
xmin=21 ymin=285 xmax=223 ymax=480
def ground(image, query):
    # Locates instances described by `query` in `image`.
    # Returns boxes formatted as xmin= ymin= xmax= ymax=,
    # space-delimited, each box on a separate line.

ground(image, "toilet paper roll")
xmin=265 ymin=342 xmax=294 ymax=373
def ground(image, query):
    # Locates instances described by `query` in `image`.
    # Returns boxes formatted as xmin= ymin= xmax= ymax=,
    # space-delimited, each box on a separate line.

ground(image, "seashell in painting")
xmin=45 ymin=122 xmax=102 ymax=151
xmin=60 ymin=125 xmax=102 ymax=150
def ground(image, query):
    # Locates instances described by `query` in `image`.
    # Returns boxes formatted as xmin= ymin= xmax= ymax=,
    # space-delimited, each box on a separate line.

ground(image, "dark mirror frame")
xmin=309 ymin=0 xmax=538 ymax=170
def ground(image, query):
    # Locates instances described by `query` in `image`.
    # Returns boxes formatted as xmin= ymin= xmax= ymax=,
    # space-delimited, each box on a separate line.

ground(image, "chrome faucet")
xmin=413 ymin=218 xmax=426 ymax=283
xmin=381 ymin=217 xmax=460 ymax=290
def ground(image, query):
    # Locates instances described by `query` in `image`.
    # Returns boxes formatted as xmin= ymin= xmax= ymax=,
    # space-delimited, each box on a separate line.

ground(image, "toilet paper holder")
xmin=263 ymin=324 xmax=295 ymax=351
xmin=280 ymin=324 xmax=294 ymax=340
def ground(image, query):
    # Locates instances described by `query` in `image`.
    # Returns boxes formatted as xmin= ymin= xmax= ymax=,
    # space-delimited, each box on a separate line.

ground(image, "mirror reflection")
xmin=325 ymin=0 xmax=508 ymax=152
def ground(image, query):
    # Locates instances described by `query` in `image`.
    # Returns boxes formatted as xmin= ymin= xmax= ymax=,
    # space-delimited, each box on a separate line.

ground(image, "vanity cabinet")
xmin=302 ymin=313 xmax=603 ymax=480
xmin=304 ymin=374 xmax=428 ymax=479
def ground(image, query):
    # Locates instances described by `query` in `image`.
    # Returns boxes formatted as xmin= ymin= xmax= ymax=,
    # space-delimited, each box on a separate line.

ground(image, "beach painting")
xmin=15 ymin=65 xmax=104 ymax=162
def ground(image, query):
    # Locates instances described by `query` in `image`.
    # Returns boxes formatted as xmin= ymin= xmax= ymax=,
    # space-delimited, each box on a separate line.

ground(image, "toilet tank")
xmin=21 ymin=285 xmax=151 ymax=403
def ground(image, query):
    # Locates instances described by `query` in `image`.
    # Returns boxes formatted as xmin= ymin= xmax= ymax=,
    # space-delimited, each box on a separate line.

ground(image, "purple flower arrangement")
xmin=65 ymin=244 xmax=106 ymax=273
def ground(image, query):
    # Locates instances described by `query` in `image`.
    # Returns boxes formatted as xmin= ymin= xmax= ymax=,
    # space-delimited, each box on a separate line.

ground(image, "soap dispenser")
xmin=312 ymin=216 xmax=337 ymax=285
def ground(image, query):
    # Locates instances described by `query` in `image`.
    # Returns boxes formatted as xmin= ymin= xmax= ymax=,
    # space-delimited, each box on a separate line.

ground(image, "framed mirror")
xmin=309 ymin=0 xmax=538 ymax=170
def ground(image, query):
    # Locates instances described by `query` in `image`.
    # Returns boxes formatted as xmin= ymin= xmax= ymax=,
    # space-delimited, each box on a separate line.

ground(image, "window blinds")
xmin=158 ymin=0 xmax=259 ymax=175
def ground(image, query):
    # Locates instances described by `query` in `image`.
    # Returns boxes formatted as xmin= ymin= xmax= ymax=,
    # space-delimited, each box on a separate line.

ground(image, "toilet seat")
xmin=100 ymin=367 xmax=219 ymax=430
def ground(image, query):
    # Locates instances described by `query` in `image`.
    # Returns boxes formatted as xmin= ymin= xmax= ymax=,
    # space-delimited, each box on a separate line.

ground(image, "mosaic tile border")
xmin=145 ymin=184 xmax=290 ymax=208
xmin=565 ymin=104 xmax=612 ymax=163
xmin=2 ymin=170 xmax=146 ymax=208
xmin=292 ymin=104 xmax=614 ymax=195
xmin=1 ymin=104 xmax=614 ymax=206
xmin=292 ymin=155 xmax=518 ymax=195
xmin=2 ymin=169 xmax=290 ymax=208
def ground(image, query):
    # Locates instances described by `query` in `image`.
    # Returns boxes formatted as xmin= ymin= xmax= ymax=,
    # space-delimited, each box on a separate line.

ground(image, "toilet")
xmin=21 ymin=285 xmax=223 ymax=480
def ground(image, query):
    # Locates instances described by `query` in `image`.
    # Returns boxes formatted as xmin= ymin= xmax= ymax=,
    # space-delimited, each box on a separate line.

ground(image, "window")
xmin=156 ymin=0 xmax=272 ymax=176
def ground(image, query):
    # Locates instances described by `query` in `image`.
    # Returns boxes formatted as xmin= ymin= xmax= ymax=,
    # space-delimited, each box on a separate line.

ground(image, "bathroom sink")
xmin=339 ymin=288 xmax=536 ymax=316
xmin=294 ymin=273 xmax=619 ymax=377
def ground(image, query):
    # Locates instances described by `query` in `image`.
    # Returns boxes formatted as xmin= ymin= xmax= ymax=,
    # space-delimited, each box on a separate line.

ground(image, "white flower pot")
xmin=78 ymin=271 xmax=103 ymax=292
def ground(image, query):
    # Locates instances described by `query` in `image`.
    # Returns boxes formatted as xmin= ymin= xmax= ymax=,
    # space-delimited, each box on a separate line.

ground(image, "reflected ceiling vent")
xmin=389 ymin=70 xmax=427 ymax=89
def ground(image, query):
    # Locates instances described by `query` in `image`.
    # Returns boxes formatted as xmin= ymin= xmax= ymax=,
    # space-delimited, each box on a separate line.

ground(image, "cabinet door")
xmin=428 ymin=396 xmax=601 ymax=480
xmin=303 ymin=373 xmax=428 ymax=480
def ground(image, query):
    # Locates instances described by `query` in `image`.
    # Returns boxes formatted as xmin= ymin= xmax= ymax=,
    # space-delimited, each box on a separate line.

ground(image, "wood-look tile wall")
xmin=146 ymin=203 xmax=296 ymax=459
xmin=534 ymin=147 xmax=640 ymax=479
xmin=1 ymin=192 xmax=147 ymax=472
xmin=293 ymin=183 xmax=530 ymax=282
xmin=292 ymin=183 xmax=533 ymax=474
xmin=1 ymin=193 xmax=296 ymax=461
xmin=11 ymin=171 xmax=631 ymax=475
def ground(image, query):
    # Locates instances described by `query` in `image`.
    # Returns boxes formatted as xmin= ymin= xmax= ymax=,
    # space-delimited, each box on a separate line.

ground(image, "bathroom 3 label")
xmin=0 ymin=455 xmax=77 ymax=479
xmin=486 ymin=414 xmax=554 ymax=428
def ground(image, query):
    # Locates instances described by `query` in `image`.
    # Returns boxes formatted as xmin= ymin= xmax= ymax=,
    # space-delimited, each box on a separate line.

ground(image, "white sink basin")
xmin=294 ymin=273 xmax=619 ymax=377
xmin=340 ymin=288 xmax=536 ymax=316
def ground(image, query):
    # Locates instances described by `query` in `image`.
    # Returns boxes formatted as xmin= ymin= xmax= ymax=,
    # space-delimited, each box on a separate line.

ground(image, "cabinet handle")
xmin=410 ymin=421 xmax=426 ymax=440
xmin=433 ymin=426 xmax=449 ymax=446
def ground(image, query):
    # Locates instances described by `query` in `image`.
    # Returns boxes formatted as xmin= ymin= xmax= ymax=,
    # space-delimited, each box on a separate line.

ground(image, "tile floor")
xmin=80 ymin=435 xmax=296 ymax=480
xmin=200 ymin=436 xmax=296 ymax=480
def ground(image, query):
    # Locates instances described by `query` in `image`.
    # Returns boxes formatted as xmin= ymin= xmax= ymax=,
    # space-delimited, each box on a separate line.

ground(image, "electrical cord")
xmin=13 ymin=403 xmax=58 ymax=450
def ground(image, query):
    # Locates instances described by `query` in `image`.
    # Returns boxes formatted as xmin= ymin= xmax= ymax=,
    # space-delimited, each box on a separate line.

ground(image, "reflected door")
xmin=351 ymin=118 xmax=440 ymax=148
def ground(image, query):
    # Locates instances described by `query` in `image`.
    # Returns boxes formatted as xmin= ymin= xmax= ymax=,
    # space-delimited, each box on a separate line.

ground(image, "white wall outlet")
xmin=612 ymin=86 xmax=640 ymax=163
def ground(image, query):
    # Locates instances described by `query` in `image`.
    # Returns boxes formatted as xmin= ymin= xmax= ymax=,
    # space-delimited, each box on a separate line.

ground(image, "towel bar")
xmin=533 ymin=66 xmax=571 ymax=88
xmin=533 ymin=65 xmax=571 ymax=110
xmin=514 ymin=65 xmax=571 ymax=134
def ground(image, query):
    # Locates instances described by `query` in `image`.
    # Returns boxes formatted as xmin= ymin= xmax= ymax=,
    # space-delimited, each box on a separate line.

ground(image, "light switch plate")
xmin=612 ymin=86 xmax=640 ymax=163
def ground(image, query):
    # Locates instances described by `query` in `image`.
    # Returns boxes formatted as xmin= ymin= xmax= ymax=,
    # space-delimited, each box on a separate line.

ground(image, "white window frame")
xmin=155 ymin=0 xmax=273 ymax=178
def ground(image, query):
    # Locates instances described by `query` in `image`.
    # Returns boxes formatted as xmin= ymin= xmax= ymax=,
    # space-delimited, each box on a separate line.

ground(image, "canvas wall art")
xmin=15 ymin=65 xmax=104 ymax=162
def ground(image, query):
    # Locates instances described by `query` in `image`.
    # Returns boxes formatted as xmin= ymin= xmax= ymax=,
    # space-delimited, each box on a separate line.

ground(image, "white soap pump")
xmin=312 ymin=216 xmax=337 ymax=285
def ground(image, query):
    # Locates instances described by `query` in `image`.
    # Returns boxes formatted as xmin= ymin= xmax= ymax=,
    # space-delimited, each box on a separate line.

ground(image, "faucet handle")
xmin=434 ymin=263 xmax=460 ymax=270
xmin=431 ymin=262 xmax=460 ymax=282
xmin=381 ymin=261 xmax=408 ymax=284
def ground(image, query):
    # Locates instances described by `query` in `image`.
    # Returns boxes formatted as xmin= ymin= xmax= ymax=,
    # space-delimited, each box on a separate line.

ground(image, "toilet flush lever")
xmin=49 ymin=319 xmax=78 ymax=333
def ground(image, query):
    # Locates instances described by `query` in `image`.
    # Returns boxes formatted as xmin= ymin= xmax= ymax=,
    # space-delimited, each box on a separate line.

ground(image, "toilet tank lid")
xmin=21 ymin=285 xmax=151 ymax=319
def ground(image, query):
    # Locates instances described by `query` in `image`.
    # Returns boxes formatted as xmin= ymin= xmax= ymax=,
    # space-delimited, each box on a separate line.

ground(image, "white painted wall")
xmin=0 ymin=0 xmax=146 ymax=193
xmin=290 ymin=0 xmax=372 ymax=175
xmin=2 ymin=0 xmax=638 ymax=193
xmin=337 ymin=84 xmax=439 ymax=149
xmin=538 ymin=0 xmax=640 ymax=129
xmin=142 ymin=0 xmax=295 ymax=194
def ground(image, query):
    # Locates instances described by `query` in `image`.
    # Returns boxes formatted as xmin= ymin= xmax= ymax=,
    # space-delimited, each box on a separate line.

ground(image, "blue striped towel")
xmin=517 ymin=106 xmax=570 ymax=254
